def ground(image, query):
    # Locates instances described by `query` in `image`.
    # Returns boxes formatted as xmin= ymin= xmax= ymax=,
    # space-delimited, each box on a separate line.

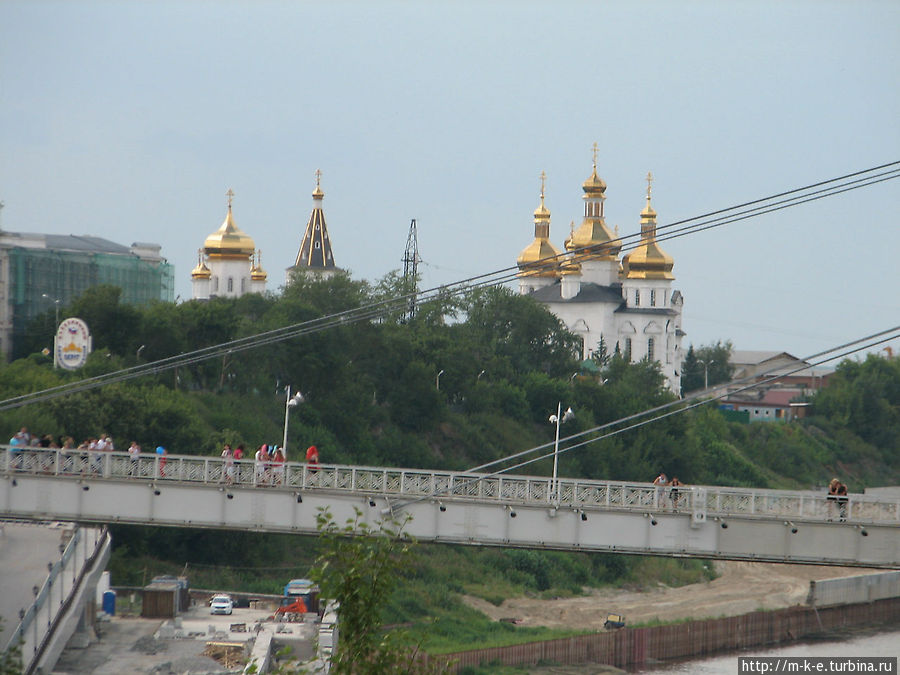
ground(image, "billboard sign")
xmin=55 ymin=317 xmax=92 ymax=370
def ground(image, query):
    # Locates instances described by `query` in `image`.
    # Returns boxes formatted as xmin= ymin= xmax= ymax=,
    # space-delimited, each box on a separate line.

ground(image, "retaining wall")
xmin=420 ymin=597 xmax=900 ymax=673
xmin=807 ymin=571 xmax=900 ymax=607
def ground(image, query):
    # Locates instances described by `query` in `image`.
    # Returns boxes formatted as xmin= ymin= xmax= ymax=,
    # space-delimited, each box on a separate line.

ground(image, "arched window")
xmin=227 ymin=277 xmax=234 ymax=292
xmin=648 ymin=337 xmax=655 ymax=361
xmin=212 ymin=277 xmax=219 ymax=292
xmin=625 ymin=337 xmax=632 ymax=361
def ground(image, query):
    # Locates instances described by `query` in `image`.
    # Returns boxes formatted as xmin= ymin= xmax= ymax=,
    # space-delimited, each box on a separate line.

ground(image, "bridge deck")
xmin=2 ymin=448 xmax=898 ymax=567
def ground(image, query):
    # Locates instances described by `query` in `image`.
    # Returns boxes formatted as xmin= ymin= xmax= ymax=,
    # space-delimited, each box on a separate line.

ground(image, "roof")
xmin=614 ymin=306 xmax=678 ymax=316
xmin=2 ymin=231 xmax=134 ymax=255
xmin=530 ymin=281 xmax=624 ymax=305
xmin=726 ymin=388 xmax=807 ymax=407
xmin=730 ymin=350 xmax=804 ymax=366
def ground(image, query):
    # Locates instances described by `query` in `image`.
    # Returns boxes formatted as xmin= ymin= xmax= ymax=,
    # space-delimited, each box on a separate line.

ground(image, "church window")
xmin=212 ymin=277 xmax=219 ymax=292
xmin=241 ymin=278 xmax=246 ymax=293
xmin=650 ymin=289 xmax=657 ymax=307
xmin=314 ymin=241 xmax=321 ymax=249
xmin=227 ymin=277 xmax=233 ymax=292
xmin=648 ymin=337 xmax=655 ymax=361
xmin=635 ymin=290 xmax=640 ymax=306
xmin=625 ymin=338 xmax=632 ymax=360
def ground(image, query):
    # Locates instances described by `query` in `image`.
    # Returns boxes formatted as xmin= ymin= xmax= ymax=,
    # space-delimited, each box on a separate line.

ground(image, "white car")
xmin=209 ymin=594 xmax=234 ymax=615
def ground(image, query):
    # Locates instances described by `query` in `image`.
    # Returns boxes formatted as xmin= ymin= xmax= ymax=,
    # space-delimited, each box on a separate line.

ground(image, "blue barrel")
xmin=102 ymin=590 xmax=116 ymax=616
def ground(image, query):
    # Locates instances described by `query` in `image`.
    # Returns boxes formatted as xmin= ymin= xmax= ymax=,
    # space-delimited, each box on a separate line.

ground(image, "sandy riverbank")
xmin=463 ymin=561 xmax=881 ymax=630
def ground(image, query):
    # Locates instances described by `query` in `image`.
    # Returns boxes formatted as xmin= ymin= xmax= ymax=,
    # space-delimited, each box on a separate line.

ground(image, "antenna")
xmin=401 ymin=218 xmax=420 ymax=322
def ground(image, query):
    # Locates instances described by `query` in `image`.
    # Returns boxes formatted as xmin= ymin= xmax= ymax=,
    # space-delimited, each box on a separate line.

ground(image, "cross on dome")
xmin=592 ymin=142 xmax=599 ymax=168
xmin=539 ymin=170 xmax=547 ymax=200
xmin=646 ymin=171 xmax=653 ymax=199
xmin=226 ymin=188 xmax=235 ymax=209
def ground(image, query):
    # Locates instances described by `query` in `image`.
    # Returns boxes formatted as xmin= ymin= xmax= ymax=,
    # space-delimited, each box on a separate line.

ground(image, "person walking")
xmin=221 ymin=443 xmax=235 ymax=484
xmin=156 ymin=445 xmax=167 ymax=477
xmin=233 ymin=444 xmax=244 ymax=483
xmin=272 ymin=447 xmax=285 ymax=486
xmin=669 ymin=476 xmax=683 ymax=509
xmin=255 ymin=444 xmax=269 ymax=485
xmin=305 ymin=445 xmax=319 ymax=468
xmin=653 ymin=472 xmax=668 ymax=507
xmin=128 ymin=441 xmax=141 ymax=476
xmin=828 ymin=478 xmax=849 ymax=521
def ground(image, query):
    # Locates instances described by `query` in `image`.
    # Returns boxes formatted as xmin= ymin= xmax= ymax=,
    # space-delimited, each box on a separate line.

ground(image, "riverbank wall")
xmin=421 ymin=596 xmax=900 ymax=673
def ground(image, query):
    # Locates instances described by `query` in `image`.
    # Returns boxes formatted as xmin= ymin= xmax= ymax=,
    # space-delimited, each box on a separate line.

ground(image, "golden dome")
xmin=312 ymin=168 xmax=324 ymax=199
xmin=203 ymin=189 xmax=256 ymax=258
xmin=622 ymin=172 xmax=674 ymax=280
xmin=518 ymin=172 xmax=561 ymax=278
xmin=582 ymin=143 xmax=607 ymax=195
xmin=250 ymin=250 xmax=268 ymax=281
xmin=191 ymin=249 xmax=211 ymax=279
xmin=582 ymin=166 xmax=607 ymax=194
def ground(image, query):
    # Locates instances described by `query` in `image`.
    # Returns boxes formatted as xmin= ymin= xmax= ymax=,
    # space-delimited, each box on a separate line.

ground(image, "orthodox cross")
xmin=315 ymin=168 xmax=322 ymax=187
xmin=539 ymin=170 xmax=546 ymax=200
xmin=646 ymin=171 xmax=653 ymax=199
xmin=592 ymin=142 xmax=600 ymax=168
xmin=226 ymin=188 xmax=235 ymax=209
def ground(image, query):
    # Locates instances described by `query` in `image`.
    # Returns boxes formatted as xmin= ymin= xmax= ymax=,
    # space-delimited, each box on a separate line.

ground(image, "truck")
xmin=281 ymin=578 xmax=320 ymax=614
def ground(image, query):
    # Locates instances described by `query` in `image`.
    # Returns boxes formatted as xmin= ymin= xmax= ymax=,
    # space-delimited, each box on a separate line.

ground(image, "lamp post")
xmin=41 ymin=293 xmax=61 ymax=327
xmin=42 ymin=293 xmax=61 ymax=368
xmin=436 ymin=369 xmax=444 ymax=390
xmin=282 ymin=386 xmax=305 ymax=460
xmin=701 ymin=359 xmax=716 ymax=390
xmin=548 ymin=403 xmax=574 ymax=503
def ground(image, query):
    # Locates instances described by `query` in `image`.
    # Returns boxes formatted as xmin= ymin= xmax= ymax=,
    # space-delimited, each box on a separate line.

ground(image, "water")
xmin=632 ymin=628 xmax=900 ymax=674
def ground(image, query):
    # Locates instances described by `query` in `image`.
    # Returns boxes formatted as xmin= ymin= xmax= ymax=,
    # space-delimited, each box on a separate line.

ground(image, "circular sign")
xmin=55 ymin=317 xmax=92 ymax=370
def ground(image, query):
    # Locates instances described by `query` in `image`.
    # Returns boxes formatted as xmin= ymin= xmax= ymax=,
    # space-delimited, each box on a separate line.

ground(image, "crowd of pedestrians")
xmin=6 ymin=427 xmax=322 ymax=486
xmin=6 ymin=426 xmax=170 ymax=476
xmin=220 ymin=442 xmax=318 ymax=486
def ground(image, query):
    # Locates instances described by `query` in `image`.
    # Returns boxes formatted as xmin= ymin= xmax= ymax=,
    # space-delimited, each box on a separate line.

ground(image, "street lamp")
xmin=282 ymin=386 xmax=305 ymax=460
xmin=701 ymin=359 xmax=716 ymax=390
xmin=41 ymin=293 xmax=61 ymax=327
xmin=548 ymin=403 xmax=574 ymax=503
xmin=436 ymin=369 xmax=444 ymax=391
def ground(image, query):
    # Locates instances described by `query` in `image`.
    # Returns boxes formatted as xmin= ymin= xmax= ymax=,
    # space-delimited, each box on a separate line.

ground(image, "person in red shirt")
xmin=305 ymin=445 xmax=319 ymax=468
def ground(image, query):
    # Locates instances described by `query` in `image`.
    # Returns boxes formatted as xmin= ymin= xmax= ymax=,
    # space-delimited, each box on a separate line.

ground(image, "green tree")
xmin=681 ymin=341 xmax=734 ymax=393
xmin=309 ymin=507 xmax=448 ymax=675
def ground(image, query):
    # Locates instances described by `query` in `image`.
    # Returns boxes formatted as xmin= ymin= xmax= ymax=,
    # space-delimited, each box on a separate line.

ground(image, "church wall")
xmin=207 ymin=258 xmax=252 ymax=298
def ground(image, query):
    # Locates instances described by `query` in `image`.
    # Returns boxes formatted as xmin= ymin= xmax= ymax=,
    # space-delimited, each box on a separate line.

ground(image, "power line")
xmin=1 ymin=162 xmax=897 ymax=411
xmin=387 ymin=325 xmax=900 ymax=511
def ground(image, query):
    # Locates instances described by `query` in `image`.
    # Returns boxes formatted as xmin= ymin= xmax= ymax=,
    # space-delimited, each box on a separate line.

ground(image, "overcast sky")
xmin=2 ymin=1 xmax=898 ymax=363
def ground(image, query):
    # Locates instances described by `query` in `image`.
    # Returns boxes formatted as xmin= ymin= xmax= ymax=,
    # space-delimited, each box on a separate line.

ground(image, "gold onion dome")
xmin=191 ymin=249 xmax=211 ymax=279
xmin=582 ymin=165 xmax=607 ymax=195
xmin=203 ymin=189 xmax=256 ymax=258
xmin=518 ymin=172 xmax=561 ymax=278
xmin=622 ymin=172 xmax=674 ymax=280
xmin=250 ymin=251 xmax=268 ymax=281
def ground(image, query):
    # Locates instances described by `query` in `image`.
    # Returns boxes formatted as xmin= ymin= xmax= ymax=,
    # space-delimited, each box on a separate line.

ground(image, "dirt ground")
xmin=463 ymin=561 xmax=879 ymax=630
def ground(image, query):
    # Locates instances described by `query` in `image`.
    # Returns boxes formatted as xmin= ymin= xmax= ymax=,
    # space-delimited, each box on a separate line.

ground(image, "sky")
xmin=2 ymin=0 xmax=899 ymax=364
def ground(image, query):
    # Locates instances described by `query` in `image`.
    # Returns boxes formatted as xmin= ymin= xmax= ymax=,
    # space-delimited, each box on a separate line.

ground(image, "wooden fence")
xmin=419 ymin=597 xmax=900 ymax=672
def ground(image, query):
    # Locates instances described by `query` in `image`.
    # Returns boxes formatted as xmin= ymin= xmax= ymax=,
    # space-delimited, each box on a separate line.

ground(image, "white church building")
xmin=517 ymin=159 xmax=685 ymax=394
xmin=191 ymin=189 xmax=267 ymax=300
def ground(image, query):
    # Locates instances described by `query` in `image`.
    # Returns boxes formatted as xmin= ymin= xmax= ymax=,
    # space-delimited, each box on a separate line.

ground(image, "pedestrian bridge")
xmin=2 ymin=448 xmax=898 ymax=568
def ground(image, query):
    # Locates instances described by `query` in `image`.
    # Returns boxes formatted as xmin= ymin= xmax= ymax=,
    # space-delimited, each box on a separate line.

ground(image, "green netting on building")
xmin=7 ymin=247 xmax=174 ymax=356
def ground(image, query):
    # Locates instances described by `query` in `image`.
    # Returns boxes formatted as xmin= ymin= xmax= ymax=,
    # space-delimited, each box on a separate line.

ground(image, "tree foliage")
xmin=309 ymin=507 xmax=448 ymax=675
xmin=681 ymin=341 xmax=735 ymax=393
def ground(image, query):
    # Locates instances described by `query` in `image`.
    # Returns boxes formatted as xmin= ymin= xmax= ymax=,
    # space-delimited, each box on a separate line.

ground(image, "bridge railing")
xmin=2 ymin=525 xmax=107 ymax=674
xmin=2 ymin=447 xmax=898 ymax=525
